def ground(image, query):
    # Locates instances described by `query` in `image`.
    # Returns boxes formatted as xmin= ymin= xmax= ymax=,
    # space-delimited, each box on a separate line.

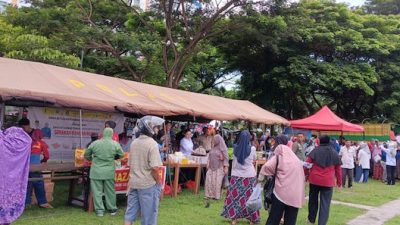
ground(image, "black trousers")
xmin=308 ymin=184 xmax=333 ymax=225
xmin=266 ymin=194 xmax=299 ymax=225
xmin=341 ymin=168 xmax=353 ymax=188
xmin=386 ymin=165 xmax=396 ymax=185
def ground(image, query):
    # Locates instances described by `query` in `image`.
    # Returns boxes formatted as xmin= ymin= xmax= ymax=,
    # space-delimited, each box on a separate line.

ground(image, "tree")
xmin=5 ymin=0 xmax=245 ymax=90
xmin=365 ymin=0 xmax=400 ymax=15
xmin=0 ymin=16 xmax=80 ymax=67
xmin=218 ymin=1 xmax=400 ymax=120
xmin=120 ymin=0 xmax=249 ymax=88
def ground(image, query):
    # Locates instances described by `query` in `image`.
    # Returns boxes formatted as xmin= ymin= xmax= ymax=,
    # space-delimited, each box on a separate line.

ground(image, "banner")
xmin=115 ymin=168 xmax=130 ymax=192
xmin=115 ymin=166 xmax=166 ymax=193
xmin=28 ymin=107 xmax=125 ymax=162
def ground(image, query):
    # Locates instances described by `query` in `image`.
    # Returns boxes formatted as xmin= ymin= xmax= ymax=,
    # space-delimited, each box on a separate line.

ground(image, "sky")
xmin=336 ymin=0 xmax=366 ymax=6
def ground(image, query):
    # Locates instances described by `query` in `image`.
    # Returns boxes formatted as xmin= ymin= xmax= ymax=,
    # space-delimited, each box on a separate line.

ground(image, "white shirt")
xmin=339 ymin=146 xmax=356 ymax=169
xmin=180 ymin=138 xmax=194 ymax=156
xmin=381 ymin=143 xmax=397 ymax=166
xmin=358 ymin=149 xmax=371 ymax=169
xmin=231 ymin=146 xmax=257 ymax=178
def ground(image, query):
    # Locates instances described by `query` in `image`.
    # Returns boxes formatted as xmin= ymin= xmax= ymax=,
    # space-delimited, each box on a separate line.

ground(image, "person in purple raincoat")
xmin=0 ymin=127 xmax=32 ymax=225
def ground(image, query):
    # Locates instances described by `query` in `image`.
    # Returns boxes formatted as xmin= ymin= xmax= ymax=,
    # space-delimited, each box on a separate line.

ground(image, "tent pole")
xmin=79 ymin=109 xmax=83 ymax=148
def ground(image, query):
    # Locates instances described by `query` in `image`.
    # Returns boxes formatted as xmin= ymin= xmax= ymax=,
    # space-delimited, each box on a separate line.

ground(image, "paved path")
xmin=347 ymin=199 xmax=400 ymax=225
xmin=305 ymin=196 xmax=375 ymax=210
xmin=330 ymin=200 xmax=375 ymax=210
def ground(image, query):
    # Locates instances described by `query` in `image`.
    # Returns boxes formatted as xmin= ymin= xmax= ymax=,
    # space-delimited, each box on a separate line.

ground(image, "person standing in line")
xmin=339 ymin=140 xmax=356 ymax=188
xmin=18 ymin=118 xmax=53 ymax=209
xmin=205 ymin=134 xmax=229 ymax=200
xmin=124 ymin=116 xmax=164 ymax=225
xmin=371 ymin=140 xmax=383 ymax=180
xmin=292 ymin=133 xmax=306 ymax=161
xmin=84 ymin=128 xmax=124 ymax=217
xmin=353 ymin=142 xmax=363 ymax=183
xmin=259 ymin=135 xmax=305 ymax=225
xmin=358 ymin=143 xmax=371 ymax=183
xmin=381 ymin=141 xmax=397 ymax=185
xmin=305 ymin=135 xmax=342 ymax=225
xmin=221 ymin=130 xmax=259 ymax=225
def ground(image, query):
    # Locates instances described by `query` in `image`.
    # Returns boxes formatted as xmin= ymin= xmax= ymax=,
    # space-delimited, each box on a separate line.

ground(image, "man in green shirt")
xmin=85 ymin=127 xmax=124 ymax=217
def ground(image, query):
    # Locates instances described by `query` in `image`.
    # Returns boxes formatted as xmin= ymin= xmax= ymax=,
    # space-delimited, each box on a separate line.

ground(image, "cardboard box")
xmin=31 ymin=182 xmax=55 ymax=204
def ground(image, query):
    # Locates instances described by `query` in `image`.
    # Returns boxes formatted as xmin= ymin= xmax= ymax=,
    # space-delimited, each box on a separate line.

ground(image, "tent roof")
xmin=290 ymin=106 xmax=364 ymax=132
xmin=0 ymin=58 xmax=289 ymax=125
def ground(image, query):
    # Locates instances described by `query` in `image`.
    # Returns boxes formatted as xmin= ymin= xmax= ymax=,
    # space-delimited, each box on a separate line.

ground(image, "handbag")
xmin=263 ymin=155 xmax=279 ymax=210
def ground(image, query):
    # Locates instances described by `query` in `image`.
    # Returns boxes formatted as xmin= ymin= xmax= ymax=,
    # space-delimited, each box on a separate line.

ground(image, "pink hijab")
xmin=260 ymin=144 xmax=305 ymax=208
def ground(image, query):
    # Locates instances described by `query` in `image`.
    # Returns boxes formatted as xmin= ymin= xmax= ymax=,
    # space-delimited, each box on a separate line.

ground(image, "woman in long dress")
xmin=205 ymin=134 xmax=229 ymax=200
xmin=0 ymin=127 xmax=32 ymax=224
xmin=221 ymin=130 xmax=259 ymax=225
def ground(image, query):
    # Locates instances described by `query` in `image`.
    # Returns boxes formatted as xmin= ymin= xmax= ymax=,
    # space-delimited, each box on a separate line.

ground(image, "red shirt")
xmin=306 ymin=157 xmax=342 ymax=188
xmin=31 ymin=140 xmax=50 ymax=162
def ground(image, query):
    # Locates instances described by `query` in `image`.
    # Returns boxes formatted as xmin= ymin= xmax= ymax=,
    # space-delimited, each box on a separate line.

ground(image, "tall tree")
xmin=0 ymin=16 xmax=80 ymax=67
xmin=120 ymin=0 xmax=249 ymax=88
xmin=218 ymin=1 xmax=400 ymax=120
xmin=365 ymin=0 xmax=400 ymax=15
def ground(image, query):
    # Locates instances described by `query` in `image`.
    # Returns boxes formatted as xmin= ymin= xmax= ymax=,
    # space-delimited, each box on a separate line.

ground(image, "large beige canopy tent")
xmin=0 ymin=57 xmax=289 ymax=125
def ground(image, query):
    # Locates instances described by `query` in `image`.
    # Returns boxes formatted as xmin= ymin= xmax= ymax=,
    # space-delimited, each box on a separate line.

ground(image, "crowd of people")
xmin=4 ymin=116 xmax=400 ymax=225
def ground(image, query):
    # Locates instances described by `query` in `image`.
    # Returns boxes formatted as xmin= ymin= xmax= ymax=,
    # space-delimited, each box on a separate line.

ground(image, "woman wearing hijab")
xmin=84 ymin=128 xmax=124 ymax=217
xmin=357 ymin=142 xmax=372 ymax=183
xmin=221 ymin=130 xmax=259 ymax=225
xmin=305 ymin=135 xmax=342 ymax=225
xmin=0 ymin=127 xmax=32 ymax=225
xmin=371 ymin=140 xmax=383 ymax=180
xmin=259 ymin=135 xmax=305 ymax=225
xmin=205 ymin=134 xmax=229 ymax=200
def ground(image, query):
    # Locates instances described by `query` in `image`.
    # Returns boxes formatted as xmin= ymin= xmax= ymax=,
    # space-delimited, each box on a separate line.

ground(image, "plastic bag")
xmin=246 ymin=183 xmax=262 ymax=212
xmin=223 ymin=175 xmax=229 ymax=188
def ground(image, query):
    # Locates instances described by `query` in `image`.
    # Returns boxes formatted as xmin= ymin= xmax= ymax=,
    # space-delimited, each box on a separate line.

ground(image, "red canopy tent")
xmin=290 ymin=106 xmax=364 ymax=132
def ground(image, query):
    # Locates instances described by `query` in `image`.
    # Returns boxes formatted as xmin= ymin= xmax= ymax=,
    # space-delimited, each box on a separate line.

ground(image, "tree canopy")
xmin=2 ymin=0 xmax=400 ymax=122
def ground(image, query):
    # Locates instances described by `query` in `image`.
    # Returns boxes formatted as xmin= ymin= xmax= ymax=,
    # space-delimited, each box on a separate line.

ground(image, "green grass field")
xmin=14 ymin=181 xmax=368 ymax=225
xmin=384 ymin=215 xmax=400 ymax=225
xmin=329 ymin=179 xmax=400 ymax=206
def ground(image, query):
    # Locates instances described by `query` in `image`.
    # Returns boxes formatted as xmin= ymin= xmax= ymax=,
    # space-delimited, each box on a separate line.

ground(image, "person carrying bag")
xmin=258 ymin=135 xmax=305 ymax=225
